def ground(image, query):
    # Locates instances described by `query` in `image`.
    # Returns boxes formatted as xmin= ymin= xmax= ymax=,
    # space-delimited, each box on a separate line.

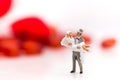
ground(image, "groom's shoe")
xmin=80 ymin=71 xmax=83 ymax=74
xmin=70 ymin=70 xmax=75 ymax=73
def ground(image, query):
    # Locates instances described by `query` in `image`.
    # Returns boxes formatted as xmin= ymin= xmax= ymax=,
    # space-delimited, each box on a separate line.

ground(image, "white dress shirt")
xmin=72 ymin=42 xmax=85 ymax=52
xmin=61 ymin=36 xmax=85 ymax=52
xmin=61 ymin=36 xmax=74 ymax=48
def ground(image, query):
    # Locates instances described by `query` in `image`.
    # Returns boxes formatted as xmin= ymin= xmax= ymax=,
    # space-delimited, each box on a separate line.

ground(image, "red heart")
xmin=0 ymin=0 xmax=12 ymax=17
xmin=22 ymin=39 xmax=43 ymax=55
xmin=101 ymin=38 xmax=116 ymax=49
xmin=11 ymin=17 xmax=50 ymax=45
xmin=0 ymin=37 xmax=20 ymax=57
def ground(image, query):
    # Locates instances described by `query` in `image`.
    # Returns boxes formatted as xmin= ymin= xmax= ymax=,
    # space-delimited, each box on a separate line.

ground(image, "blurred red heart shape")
xmin=11 ymin=17 xmax=50 ymax=45
xmin=0 ymin=0 xmax=12 ymax=17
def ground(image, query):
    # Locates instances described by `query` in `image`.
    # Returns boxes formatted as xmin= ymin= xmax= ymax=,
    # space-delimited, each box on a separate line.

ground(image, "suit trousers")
xmin=72 ymin=51 xmax=83 ymax=72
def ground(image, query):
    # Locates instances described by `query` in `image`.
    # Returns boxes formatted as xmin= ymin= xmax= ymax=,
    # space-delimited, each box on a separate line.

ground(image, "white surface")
xmin=0 ymin=46 xmax=119 ymax=80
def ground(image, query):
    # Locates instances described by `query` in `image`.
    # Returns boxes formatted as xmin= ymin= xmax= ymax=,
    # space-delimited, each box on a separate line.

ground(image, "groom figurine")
xmin=70 ymin=29 xmax=89 ymax=74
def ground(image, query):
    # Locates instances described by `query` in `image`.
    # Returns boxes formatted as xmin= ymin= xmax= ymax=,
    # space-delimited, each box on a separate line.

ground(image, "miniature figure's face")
xmin=67 ymin=32 xmax=73 ymax=38
xmin=76 ymin=32 xmax=81 ymax=37
xmin=69 ymin=32 xmax=72 ymax=37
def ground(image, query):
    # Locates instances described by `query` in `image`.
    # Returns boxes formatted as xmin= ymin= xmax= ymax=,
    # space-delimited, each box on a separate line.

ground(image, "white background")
xmin=0 ymin=0 xmax=120 ymax=80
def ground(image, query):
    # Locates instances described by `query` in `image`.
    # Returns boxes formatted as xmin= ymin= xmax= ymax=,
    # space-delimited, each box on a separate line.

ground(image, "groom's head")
xmin=77 ymin=29 xmax=83 ymax=37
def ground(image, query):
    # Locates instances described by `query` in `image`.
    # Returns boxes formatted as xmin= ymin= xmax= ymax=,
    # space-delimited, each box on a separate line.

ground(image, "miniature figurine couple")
xmin=61 ymin=29 xmax=89 ymax=74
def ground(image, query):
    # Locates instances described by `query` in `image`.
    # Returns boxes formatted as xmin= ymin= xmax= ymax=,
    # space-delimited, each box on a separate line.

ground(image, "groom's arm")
xmin=72 ymin=42 xmax=89 ymax=51
xmin=82 ymin=45 xmax=89 ymax=52
xmin=76 ymin=42 xmax=85 ymax=49
xmin=80 ymin=42 xmax=89 ymax=52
